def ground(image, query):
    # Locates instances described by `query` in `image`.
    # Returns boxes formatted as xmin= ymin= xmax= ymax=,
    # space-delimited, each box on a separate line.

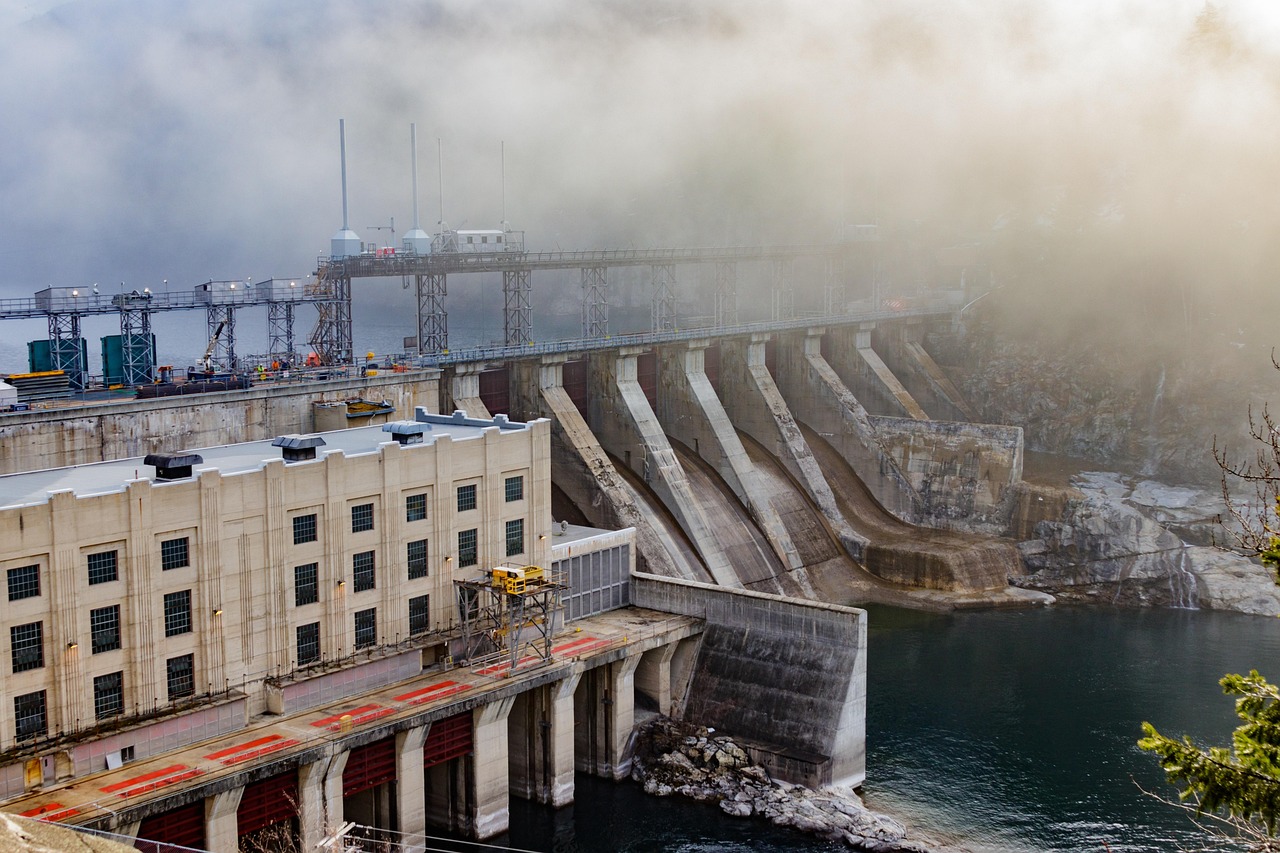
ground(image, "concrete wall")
xmin=631 ymin=572 xmax=866 ymax=788
xmin=869 ymin=415 xmax=1023 ymax=536
xmin=0 ymin=371 xmax=440 ymax=474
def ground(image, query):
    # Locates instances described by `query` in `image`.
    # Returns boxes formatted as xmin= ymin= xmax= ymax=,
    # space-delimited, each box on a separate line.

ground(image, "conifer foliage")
xmin=1139 ymin=671 xmax=1280 ymax=835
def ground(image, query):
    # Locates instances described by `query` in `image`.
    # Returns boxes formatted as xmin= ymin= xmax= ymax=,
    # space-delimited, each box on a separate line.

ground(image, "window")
xmin=456 ymin=484 xmax=477 ymax=512
xmin=354 ymin=608 xmax=377 ymax=649
xmin=409 ymin=595 xmax=430 ymax=636
xmin=353 ymin=551 xmax=376 ymax=592
xmin=87 ymin=550 xmax=118 ymax=585
xmin=294 ymin=563 xmax=319 ymax=606
xmin=90 ymin=605 xmax=121 ymax=654
xmin=11 ymin=622 xmax=43 ymax=673
xmin=160 ymin=537 xmax=189 ymax=570
xmin=166 ymin=654 xmax=194 ymax=701
xmin=14 ymin=691 xmax=46 ymax=741
xmin=505 ymin=475 xmax=524 ymax=503
xmin=505 ymin=519 xmax=525 ymax=558
xmin=406 ymin=493 xmax=427 ymax=522
xmin=164 ymin=590 xmax=192 ymax=637
xmin=293 ymin=513 xmax=317 ymax=545
xmin=6 ymin=565 xmax=39 ymax=601
xmin=351 ymin=503 xmax=374 ymax=533
xmin=407 ymin=539 xmax=428 ymax=580
xmin=458 ymin=529 xmax=478 ymax=567
xmin=94 ymin=671 xmax=124 ymax=721
xmin=297 ymin=622 xmax=320 ymax=665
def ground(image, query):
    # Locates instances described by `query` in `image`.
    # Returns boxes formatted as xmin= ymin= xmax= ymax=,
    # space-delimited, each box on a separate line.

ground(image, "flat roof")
xmin=0 ymin=409 xmax=529 ymax=511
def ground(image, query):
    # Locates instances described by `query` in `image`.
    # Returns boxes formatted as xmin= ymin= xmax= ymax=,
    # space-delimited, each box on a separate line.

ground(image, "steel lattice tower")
xmin=206 ymin=305 xmax=238 ymax=371
xmin=118 ymin=299 xmax=154 ymax=385
xmin=267 ymin=301 xmax=296 ymax=363
xmin=651 ymin=263 xmax=677 ymax=332
xmin=308 ymin=270 xmax=353 ymax=365
xmin=416 ymin=272 xmax=448 ymax=354
xmin=714 ymin=261 xmax=737 ymax=327
xmin=581 ymin=265 xmax=608 ymax=339
xmin=770 ymin=258 xmax=794 ymax=321
xmin=48 ymin=311 xmax=84 ymax=391
xmin=503 ymin=269 xmax=532 ymax=347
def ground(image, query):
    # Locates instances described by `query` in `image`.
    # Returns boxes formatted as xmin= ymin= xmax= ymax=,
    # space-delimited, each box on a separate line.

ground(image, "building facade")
xmin=0 ymin=409 xmax=551 ymax=787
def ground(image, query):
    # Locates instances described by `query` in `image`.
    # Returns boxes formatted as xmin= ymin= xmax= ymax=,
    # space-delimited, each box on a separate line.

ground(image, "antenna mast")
xmin=411 ymin=124 xmax=421 ymax=232
xmin=340 ymin=119 xmax=350 ymax=231
xmin=437 ymin=138 xmax=445 ymax=229
xmin=501 ymin=140 xmax=507 ymax=231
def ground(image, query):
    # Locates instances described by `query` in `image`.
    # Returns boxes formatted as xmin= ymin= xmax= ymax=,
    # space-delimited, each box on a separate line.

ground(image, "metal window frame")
xmin=505 ymin=518 xmax=524 ymax=557
xmin=87 ymin=550 xmax=118 ymax=585
xmin=294 ymin=562 xmax=319 ymax=606
xmin=352 ymin=550 xmax=376 ymax=592
xmin=407 ymin=539 xmax=429 ymax=580
xmin=166 ymin=653 xmax=195 ymax=700
xmin=408 ymin=594 xmax=430 ymax=636
xmin=160 ymin=537 xmax=190 ymax=571
xmin=351 ymin=502 xmax=375 ymax=533
xmin=90 ymin=605 xmax=121 ymax=654
xmin=163 ymin=590 xmax=192 ymax=637
xmin=296 ymin=622 xmax=321 ymax=665
xmin=93 ymin=671 xmax=125 ymax=720
xmin=10 ymin=621 xmax=43 ymax=673
xmin=405 ymin=493 xmax=428 ymax=522
xmin=354 ymin=608 xmax=377 ymax=649
xmin=14 ymin=690 xmax=47 ymax=741
xmin=504 ymin=475 xmax=523 ymax=503
xmin=456 ymin=483 xmax=477 ymax=512
xmin=6 ymin=564 xmax=39 ymax=601
xmin=292 ymin=513 xmax=318 ymax=545
xmin=457 ymin=528 xmax=478 ymax=567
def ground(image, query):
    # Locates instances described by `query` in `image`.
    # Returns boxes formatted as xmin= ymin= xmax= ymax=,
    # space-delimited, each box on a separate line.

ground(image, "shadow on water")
xmin=862 ymin=604 xmax=1280 ymax=853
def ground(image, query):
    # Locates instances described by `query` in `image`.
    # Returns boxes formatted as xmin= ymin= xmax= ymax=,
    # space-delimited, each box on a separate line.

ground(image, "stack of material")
xmin=6 ymin=372 xmax=71 ymax=402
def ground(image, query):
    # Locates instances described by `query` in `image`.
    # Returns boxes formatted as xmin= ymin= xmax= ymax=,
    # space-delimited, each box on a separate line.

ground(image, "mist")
xmin=2 ymin=0 xmax=1279 ymax=364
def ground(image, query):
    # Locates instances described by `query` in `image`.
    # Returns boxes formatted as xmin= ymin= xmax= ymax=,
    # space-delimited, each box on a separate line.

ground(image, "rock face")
xmin=631 ymin=718 xmax=935 ymax=852
xmin=1013 ymin=472 xmax=1280 ymax=615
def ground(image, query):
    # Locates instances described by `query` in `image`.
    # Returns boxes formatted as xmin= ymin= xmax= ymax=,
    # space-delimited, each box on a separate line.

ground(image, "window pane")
xmin=456 ymin=484 xmax=477 ymax=512
xmin=409 ymin=594 xmax=430 ymax=636
xmin=11 ymin=622 xmax=43 ymax=673
xmin=164 ymin=590 xmax=192 ymax=637
xmin=458 ymin=529 xmax=478 ymax=567
xmin=351 ymin=503 xmax=374 ymax=533
xmin=293 ymin=514 xmax=317 ymax=545
xmin=294 ymin=562 xmax=319 ymax=606
xmin=406 ymin=493 xmax=427 ymax=522
xmin=407 ymin=539 xmax=429 ymax=580
xmin=94 ymin=671 xmax=124 ymax=720
xmin=166 ymin=654 xmax=195 ymax=700
xmin=505 ymin=476 xmax=524 ymax=503
xmin=6 ymin=565 xmax=39 ymax=601
xmin=353 ymin=551 xmax=376 ymax=592
xmin=160 ymin=537 xmax=189 ymax=570
xmin=90 ymin=605 xmax=121 ymax=654
xmin=505 ymin=518 xmax=524 ymax=558
xmin=14 ymin=691 xmax=46 ymax=741
xmin=297 ymin=622 xmax=320 ymax=665
xmin=87 ymin=551 xmax=118 ymax=585
xmin=354 ymin=608 xmax=377 ymax=649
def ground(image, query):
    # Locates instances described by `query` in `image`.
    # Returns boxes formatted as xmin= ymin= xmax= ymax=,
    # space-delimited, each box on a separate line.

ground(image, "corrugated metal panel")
xmin=238 ymin=772 xmax=298 ymax=835
xmin=478 ymin=367 xmax=509 ymax=415
xmin=423 ymin=713 xmax=473 ymax=768
xmin=135 ymin=800 xmax=205 ymax=851
xmin=343 ymin=737 xmax=397 ymax=797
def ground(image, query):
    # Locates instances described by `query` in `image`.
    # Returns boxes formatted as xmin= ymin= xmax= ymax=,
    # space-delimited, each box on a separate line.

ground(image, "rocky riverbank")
xmin=630 ymin=717 xmax=945 ymax=852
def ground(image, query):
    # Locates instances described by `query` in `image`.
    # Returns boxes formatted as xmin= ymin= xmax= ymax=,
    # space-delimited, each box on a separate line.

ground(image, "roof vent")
xmin=272 ymin=434 xmax=326 ymax=462
xmin=382 ymin=421 xmax=430 ymax=445
xmin=144 ymin=453 xmax=203 ymax=481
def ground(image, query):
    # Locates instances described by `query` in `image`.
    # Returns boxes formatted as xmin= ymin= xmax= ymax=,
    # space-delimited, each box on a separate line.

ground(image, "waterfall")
xmin=1169 ymin=544 xmax=1199 ymax=610
xmin=1141 ymin=365 xmax=1166 ymax=476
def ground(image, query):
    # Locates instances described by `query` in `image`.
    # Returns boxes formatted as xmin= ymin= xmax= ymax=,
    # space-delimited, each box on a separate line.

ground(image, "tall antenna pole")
xmin=340 ymin=119 xmax=350 ymax=231
xmin=437 ymin=138 xmax=445 ymax=228
xmin=501 ymin=140 xmax=507 ymax=230
xmin=410 ymin=123 xmax=421 ymax=232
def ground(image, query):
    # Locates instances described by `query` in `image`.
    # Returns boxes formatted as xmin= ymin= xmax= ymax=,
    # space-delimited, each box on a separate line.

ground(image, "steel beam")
xmin=206 ymin=305 xmax=237 ymax=371
xmin=47 ymin=312 xmax=85 ymax=391
xmin=118 ymin=303 xmax=154 ymax=385
xmin=416 ymin=272 xmax=448 ymax=355
xmin=502 ymin=268 xmax=533 ymax=347
xmin=307 ymin=270 xmax=353 ymax=366
xmin=581 ymin=265 xmax=608 ymax=339
xmin=651 ymin=264 xmax=677 ymax=333
xmin=267 ymin=301 xmax=296 ymax=364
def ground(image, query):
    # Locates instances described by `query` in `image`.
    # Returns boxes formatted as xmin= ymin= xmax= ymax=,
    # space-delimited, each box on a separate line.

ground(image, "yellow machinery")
xmin=491 ymin=565 xmax=544 ymax=595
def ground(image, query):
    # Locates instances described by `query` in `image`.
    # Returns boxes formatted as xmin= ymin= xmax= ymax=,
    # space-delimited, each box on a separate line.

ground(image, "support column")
xmin=581 ymin=265 xmax=608 ymax=339
xmin=204 ymin=786 xmax=245 ymax=853
xmin=634 ymin=644 xmax=677 ymax=717
xmin=417 ymin=272 xmax=448 ymax=355
xmin=602 ymin=656 xmax=641 ymax=779
xmin=396 ymin=724 xmax=430 ymax=841
xmin=503 ymin=268 xmax=532 ymax=347
xmin=651 ymin=263 xmax=676 ymax=332
xmin=299 ymin=748 xmax=349 ymax=851
xmin=714 ymin=261 xmax=737 ymax=327
xmin=547 ymin=668 xmax=582 ymax=806
xmin=448 ymin=364 xmax=492 ymax=419
xmin=473 ymin=696 xmax=516 ymax=840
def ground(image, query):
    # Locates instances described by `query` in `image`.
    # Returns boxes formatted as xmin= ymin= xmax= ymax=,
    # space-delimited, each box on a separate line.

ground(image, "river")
xmin=483 ymin=604 xmax=1277 ymax=852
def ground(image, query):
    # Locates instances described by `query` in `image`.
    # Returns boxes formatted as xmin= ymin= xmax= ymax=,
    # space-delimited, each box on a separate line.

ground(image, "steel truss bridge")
xmin=0 ymin=238 xmax=892 ymax=389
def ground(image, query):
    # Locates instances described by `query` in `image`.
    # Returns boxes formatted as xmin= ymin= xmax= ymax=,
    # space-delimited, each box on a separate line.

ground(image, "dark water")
xmin=492 ymin=605 xmax=1279 ymax=852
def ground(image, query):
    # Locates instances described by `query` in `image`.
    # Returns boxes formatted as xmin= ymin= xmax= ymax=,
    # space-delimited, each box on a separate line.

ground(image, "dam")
xmin=0 ymin=251 xmax=1048 ymax=850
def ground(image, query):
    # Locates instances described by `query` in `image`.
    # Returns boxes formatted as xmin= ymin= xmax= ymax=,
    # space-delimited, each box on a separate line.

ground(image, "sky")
xmin=2 ymin=0 xmax=1280 ymax=360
